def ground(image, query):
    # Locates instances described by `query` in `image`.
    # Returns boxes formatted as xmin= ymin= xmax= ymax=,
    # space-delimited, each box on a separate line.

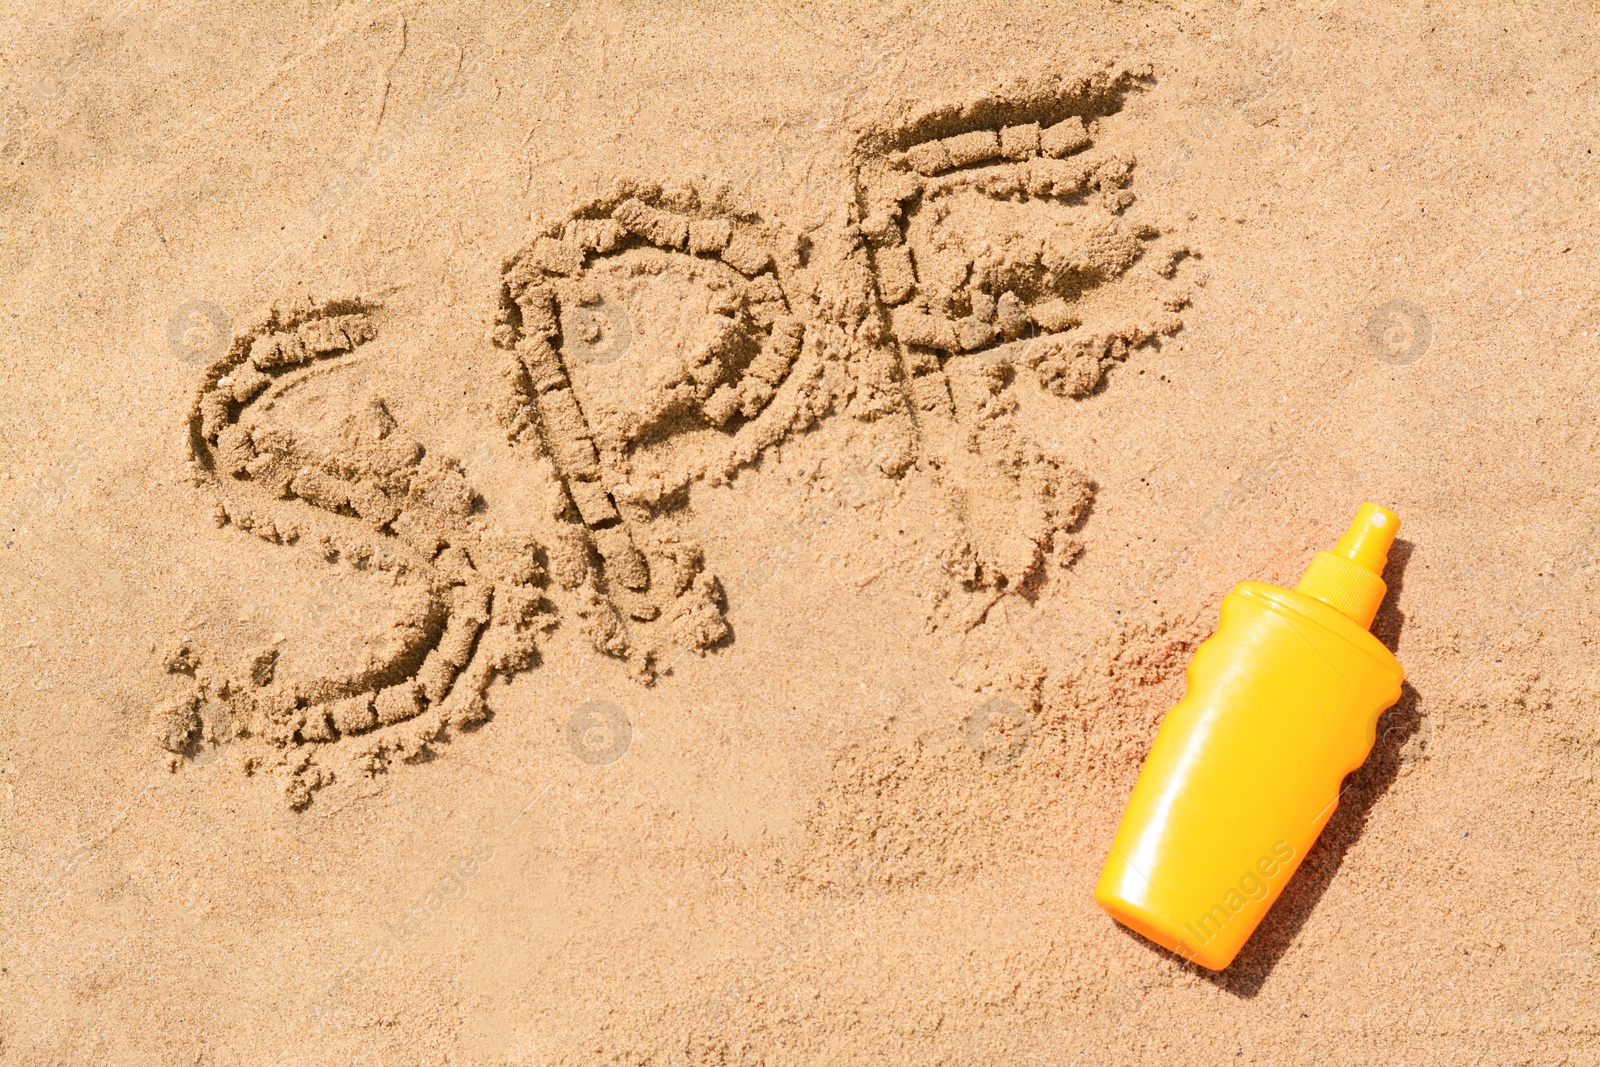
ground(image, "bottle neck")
xmin=1295 ymin=503 xmax=1398 ymax=630
xmin=1295 ymin=552 xmax=1387 ymax=629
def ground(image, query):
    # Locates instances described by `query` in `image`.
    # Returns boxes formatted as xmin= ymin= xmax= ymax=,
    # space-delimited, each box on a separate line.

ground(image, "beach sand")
xmin=1 ymin=2 xmax=1597 ymax=1062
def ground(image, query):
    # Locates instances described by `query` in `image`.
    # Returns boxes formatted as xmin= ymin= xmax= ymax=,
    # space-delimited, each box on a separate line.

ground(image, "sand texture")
xmin=2 ymin=2 xmax=1598 ymax=1063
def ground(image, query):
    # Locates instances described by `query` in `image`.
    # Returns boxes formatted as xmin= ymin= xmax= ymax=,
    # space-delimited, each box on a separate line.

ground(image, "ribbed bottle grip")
xmin=1295 ymin=551 xmax=1387 ymax=628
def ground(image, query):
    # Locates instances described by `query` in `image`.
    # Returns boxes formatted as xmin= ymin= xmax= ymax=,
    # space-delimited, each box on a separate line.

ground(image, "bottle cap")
xmin=1294 ymin=503 xmax=1399 ymax=629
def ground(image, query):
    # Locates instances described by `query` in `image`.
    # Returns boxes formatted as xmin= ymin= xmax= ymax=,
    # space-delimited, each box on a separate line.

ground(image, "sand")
xmin=2 ymin=2 xmax=1598 ymax=1063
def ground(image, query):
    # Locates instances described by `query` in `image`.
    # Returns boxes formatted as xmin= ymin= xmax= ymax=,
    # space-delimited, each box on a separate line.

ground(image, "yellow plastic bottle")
xmin=1094 ymin=503 xmax=1405 ymax=970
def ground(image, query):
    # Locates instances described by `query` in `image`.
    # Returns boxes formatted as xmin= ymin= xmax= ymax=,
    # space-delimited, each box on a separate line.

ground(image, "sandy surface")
xmin=2 ymin=2 xmax=1598 ymax=1063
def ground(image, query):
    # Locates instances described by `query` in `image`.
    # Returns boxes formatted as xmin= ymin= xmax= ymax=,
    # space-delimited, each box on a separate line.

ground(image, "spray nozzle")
xmin=1332 ymin=502 xmax=1399 ymax=575
xmin=1295 ymin=503 xmax=1400 ymax=629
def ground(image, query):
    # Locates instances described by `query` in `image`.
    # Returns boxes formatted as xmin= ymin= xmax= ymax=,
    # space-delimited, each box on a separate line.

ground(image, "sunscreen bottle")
xmin=1094 ymin=503 xmax=1405 ymax=970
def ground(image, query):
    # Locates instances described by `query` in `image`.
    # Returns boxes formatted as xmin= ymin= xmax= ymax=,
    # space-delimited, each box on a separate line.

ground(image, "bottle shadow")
xmin=1118 ymin=539 xmax=1422 ymax=996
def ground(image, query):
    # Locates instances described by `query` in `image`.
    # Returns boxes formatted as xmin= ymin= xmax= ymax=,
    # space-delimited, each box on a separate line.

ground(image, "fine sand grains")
xmin=6 ymin=8 xmax=1595 ymax=1064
